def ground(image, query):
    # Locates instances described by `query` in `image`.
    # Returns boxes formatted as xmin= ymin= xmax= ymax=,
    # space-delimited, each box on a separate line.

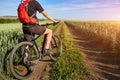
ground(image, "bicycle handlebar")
xmin=41 ymin=22 xmax=59 ymax=26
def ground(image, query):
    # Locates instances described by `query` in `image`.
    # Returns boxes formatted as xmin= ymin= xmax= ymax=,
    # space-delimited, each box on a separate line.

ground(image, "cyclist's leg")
xmin=23 ymin=24 xmax=52 ymax=53
xmin=43 ymin=28 xmax=52 ymax=49
xmin=23 ymin=27 xmax=35 ymax=57
xmin=25 ymin=24 xmax=52 ymax=50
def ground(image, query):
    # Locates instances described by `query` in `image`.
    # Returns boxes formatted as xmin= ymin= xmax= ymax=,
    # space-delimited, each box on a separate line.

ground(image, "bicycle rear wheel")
xmin=9 ymin=42 xmax=39 ymax=79
xmin=49 ymin=35 xmax=62 ymax=61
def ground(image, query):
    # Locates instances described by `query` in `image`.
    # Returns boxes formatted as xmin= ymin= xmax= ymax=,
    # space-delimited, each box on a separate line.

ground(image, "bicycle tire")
xmin=9 ymin=41 xmax=39 ymax=79
xmin=49 ymin=35 xmax=62 ymax=61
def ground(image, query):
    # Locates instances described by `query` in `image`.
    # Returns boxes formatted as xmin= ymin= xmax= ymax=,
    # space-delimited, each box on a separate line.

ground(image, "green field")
xmin=51 ymin=22 xmax=90 ymax=80
xmin=0 ymin=20 xmax=54 ymax=80
xmin=0 ymin=20 xmax=120 ymax=80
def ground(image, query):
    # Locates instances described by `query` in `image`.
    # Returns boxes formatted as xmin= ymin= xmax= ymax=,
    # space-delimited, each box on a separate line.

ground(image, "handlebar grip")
xmin=41 ymin=22 xmax=60 ymax=26
xmin=41 ymin=23 xmax=53 ymax=26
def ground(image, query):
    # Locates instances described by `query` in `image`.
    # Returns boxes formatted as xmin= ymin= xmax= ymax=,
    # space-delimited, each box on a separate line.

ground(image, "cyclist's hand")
xmin=53 ymin=21 xmax=59 ymax=25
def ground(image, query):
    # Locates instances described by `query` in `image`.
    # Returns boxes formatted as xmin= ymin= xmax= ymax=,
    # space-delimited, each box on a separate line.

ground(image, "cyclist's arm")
xmin=41 ymin=10 xmax=58 ymax=23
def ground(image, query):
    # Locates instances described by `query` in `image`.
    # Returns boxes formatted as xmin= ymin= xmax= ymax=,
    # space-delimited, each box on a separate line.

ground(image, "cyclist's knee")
xmin=49 ymin=29 xmax=52 ymax=34
xmin=44 ymin=28 xmax=52 ymax=34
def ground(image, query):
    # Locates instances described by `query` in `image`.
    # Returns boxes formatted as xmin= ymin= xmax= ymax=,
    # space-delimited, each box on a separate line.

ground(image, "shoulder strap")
xmin=30 ymin=12 xmax=36 ymax=18
xmin=19 ymin=0 xmax=35 ymax=18
xmin=24 ymin=0 xmax=36 ymax=18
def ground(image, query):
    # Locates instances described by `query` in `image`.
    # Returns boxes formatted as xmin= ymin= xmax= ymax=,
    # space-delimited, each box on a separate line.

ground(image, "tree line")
xmin=0 ymin=18 xmax=46 ymax=23
xmin=0 ymin=18 xmax=19 ymax=23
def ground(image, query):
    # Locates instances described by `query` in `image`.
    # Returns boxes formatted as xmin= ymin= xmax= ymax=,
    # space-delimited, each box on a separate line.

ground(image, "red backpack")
xmin=18 ymin=0 xmax=37 ymax=24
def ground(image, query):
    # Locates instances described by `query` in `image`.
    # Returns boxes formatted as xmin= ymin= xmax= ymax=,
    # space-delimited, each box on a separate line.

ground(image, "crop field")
xmin=65 ymin=21 xmax=120 ymax=79
xmin=65 ymin=21 xmax=120 ymax=53
xmin=0 ymin=21 xmax=54 ymax=80
xmin=50 ymin=22 xmax=90 ymax=80
xmin=0 ymin=23 xmax=22 ymax=80
xmin=0 ymin=21 xmax=120 ymax=80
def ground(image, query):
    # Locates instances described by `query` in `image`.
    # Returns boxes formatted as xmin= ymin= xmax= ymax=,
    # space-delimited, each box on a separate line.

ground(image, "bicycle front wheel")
xmin=49 ymin=35 xmax=62 ymax=61
xmin=9 ymin=42 xmax=39 ymax=79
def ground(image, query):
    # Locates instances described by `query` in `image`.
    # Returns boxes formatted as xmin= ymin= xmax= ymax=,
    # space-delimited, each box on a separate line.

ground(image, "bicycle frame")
xmin=9 ymin=22 xmax=62 ymax=80
xmin=32 ymin=34 xmax=47 ymax=55
xmin=24 ymin=22 xmax=59 ymax=57
xmin=29 ymin=25 xmax=48 ymax=56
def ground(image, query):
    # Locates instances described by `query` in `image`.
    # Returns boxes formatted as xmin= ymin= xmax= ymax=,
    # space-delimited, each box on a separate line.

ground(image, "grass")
xmin=0 ymin=20 xmax=53 ymax=80
xmin=50 ymin=22 xmax=90 ymax=80
xmin=0 ymin=23 xmax=21 ymax=31
xmin=0 ymin=29 xmax=23 ymax=80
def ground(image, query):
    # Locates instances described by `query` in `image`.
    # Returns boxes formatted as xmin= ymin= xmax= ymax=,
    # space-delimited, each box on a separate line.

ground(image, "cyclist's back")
xmin=22 ymin=0 xmax=46 ymax=41
xmin=21 ymin=0 xmax=58 ymax=51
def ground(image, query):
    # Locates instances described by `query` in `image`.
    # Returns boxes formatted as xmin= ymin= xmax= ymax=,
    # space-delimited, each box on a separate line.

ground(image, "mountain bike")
xmin=9 ymin=23 xmax=62 ymax=79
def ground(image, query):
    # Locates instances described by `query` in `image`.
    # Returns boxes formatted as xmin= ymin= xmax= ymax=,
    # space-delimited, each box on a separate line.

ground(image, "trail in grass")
xmin=23 ymin=24 xmax=63 ymax=80
xmin=68 ymin=24 xmax=120 ymax=80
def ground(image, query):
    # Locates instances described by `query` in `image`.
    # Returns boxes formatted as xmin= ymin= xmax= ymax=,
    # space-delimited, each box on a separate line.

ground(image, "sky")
xmin=0 ymin=0 xmax=120 ymax=20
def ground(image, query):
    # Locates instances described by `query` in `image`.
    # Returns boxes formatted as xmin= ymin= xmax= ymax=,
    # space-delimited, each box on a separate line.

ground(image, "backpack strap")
xmin=24 ymin=0 xmax=36 ymax=18
xmin=30 ymin=12 xmax=36 ymax=18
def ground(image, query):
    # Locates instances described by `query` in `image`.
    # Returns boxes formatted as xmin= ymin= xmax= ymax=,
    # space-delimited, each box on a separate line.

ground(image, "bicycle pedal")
xmin=23 ymin=56 xmax=28 ymax=63
xmin=25 ymin=61 xmax=31 ymax=67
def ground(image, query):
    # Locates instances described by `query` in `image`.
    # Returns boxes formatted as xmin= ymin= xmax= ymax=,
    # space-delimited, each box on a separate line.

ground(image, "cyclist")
xmin=22 ymin=0 xmax=58 ymax=55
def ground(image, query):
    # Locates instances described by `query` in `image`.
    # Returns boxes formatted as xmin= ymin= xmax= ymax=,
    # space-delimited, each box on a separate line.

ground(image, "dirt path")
xmin=23 ymin=24 xmax=63 ymax=80
xmin=68 ymin=25 xmax=120 ymax=80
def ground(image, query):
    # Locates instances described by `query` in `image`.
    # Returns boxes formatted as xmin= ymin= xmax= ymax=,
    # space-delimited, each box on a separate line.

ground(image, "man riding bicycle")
xmin=9 ymin=0 xmax=60 ymax=79
xmin=21 ymin=0 xmax=58 ymax=54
